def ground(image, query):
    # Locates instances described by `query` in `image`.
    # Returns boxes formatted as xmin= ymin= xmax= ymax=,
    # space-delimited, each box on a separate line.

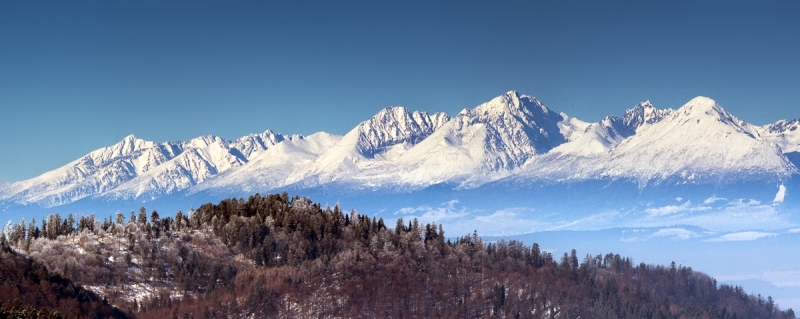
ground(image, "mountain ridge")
xmin=1 ymin=91 xmax=798 ymax=208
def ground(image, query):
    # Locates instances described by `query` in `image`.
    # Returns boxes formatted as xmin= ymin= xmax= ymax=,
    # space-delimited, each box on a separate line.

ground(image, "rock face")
xmin=1 ymin=92 xmax=798 ymax=208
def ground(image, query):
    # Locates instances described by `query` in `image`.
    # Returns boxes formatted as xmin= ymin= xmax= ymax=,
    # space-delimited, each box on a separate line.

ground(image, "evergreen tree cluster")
xmin=1 ymin=192 xmax=795 ymax=318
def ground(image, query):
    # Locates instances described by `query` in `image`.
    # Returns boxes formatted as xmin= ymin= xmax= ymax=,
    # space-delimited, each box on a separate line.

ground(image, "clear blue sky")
xmin=1 ymin=1 xmax=799 ymax=182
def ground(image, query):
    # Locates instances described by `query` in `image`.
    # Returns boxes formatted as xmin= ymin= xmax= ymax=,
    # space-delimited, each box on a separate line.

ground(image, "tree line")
xmin=1 ymin=192 xmax=796 ymax=318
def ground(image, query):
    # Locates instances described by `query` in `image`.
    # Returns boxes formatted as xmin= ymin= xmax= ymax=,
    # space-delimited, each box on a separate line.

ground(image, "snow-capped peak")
xmin=387 ymin=91 xmax=573 ymax=187
xmin=457 ymin=91 xmax=567 ymax=154
xmin=473 ymin=90 xmax=550 ymax=117
xmin=184 ymin=135 xmax=225 ymax=148
xmin=110 ymin=134 xmax=153 ymax=154
xmin=259 ymin=129 xmax=285 ymax=144
xmin=679 ymin=96 xmax=727 ymax=118
xmin=670 ymin=96 xmax=757 ymax=136
xmin=87 ymin=134 xmax=155 ymax=164
xmin=621 ymin=100 xmax=672 ymax=132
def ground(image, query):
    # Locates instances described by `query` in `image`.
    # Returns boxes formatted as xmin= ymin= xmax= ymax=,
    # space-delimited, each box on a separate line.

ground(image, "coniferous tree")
xmin=138 ymin=207 xmax=148 ymax=226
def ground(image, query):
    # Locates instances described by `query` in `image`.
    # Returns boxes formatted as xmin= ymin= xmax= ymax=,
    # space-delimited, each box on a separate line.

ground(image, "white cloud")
xmin=645 ymin=201 xmax=692 ymax=216
xmin=675 ymin=197 xmax=683 ymax=202
xmin=645 ymin=200 xmax=710 ymax=217
xmin=707 ymin=231 xmax=777 ymax=242
xmin=454 ymin=208 xmax=555 ymax=236
xmin=730 ymin=198 xmax=761 ymax=206
xmin=774 ymin=184 xmax=787 ymax=204
xmin=704 ymin=196 xmax=727 ymax=204
xmin=789 ymin=229 xmax=800 ymax=234
xmin=394 ymin=200 xmax=468 ymax=221
xmin=650 ymin=228 xmax=698 ymax=240
xmin=672 ymin=198 xmax=787 ymax=232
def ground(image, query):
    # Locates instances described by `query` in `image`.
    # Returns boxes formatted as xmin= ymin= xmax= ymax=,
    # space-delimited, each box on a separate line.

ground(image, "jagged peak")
xmin=359 ymin=106 xmax=409 ymax=129
xmin=599 ymin=115 xmax=617 ymax=126
xmin=230 ymin=130 xmax=289 ymax=156
xmin=86 ymin=134 xmax=155 ymax=163
xmin=361 ymin=106 xmax=416 ymax=128
xmin=345 ymin=105 xmax=452 ymax=158
xmin=115 ymin=134 xmax=153 ymax=149
xmin=627 ymin=100 xmax=658 ymax=112
xmin=259 ymin=129 xmax=287 ymax=142
xmin=621 ymin=101 xmax=672 ymax=130
xmin=429 ymin=111 xmax=451 ymax=125
xmin=764 ymin=118 xmax=800 ymax=133
xmin=472 ymin=91 xmax=551 ymax=118
xmin=376 ymin=105 xmax=411 ymax=116
xmin=359 ymin=106 xmax=451 ymax=133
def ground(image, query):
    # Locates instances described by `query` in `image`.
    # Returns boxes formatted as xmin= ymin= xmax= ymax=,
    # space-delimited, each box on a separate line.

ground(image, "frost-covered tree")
xmin=138 ymin=207 xmax=148 ymax=226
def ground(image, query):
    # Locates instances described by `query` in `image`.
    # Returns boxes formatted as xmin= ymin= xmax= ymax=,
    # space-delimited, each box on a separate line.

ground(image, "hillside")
xmin=1 ymin=193 xmax=795 ymax=318
xmin=0 ymin=244 xmax=129 ymax=319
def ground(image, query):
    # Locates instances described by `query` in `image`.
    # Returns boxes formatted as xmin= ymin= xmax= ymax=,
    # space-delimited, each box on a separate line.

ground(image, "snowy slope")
xmin=288 ymin=107 xmax=449 ymax=187
xmin=230 ymin=130 xmax=288 ymax=159
xmin=760 ymin=119 xmax=800 ymax=154
xmin=550 ymin=117 xmax=627 ymax=156
xmin=191 ymin=132 xmax=341 ymax=194
xmin=529 ymin=101 xmax=672 ymax=180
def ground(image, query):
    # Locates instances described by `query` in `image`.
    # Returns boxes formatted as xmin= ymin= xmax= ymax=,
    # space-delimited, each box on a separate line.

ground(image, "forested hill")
xmin=0 ymin=245 xmax=129 ymax=319
xmin=1 ymin=192 xmax=796 ymax=319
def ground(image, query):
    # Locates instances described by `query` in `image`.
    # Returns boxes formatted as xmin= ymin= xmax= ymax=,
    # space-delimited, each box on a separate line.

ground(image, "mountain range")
xmin=1 ymin=91 xmax=799 ymax=211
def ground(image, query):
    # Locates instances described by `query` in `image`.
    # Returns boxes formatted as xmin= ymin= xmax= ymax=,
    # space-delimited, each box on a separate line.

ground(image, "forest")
xmin=0 ymin=192 xmax=796 ymax=319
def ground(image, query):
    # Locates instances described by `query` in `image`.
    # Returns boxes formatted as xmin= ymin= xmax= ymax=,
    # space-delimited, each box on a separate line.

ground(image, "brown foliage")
xmin=4 ymin=192 xmax=795 ymax=319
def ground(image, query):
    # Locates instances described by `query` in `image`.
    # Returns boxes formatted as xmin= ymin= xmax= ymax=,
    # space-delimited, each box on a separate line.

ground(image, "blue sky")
xmin=1 ymin=1 xmax=799 ymax=182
